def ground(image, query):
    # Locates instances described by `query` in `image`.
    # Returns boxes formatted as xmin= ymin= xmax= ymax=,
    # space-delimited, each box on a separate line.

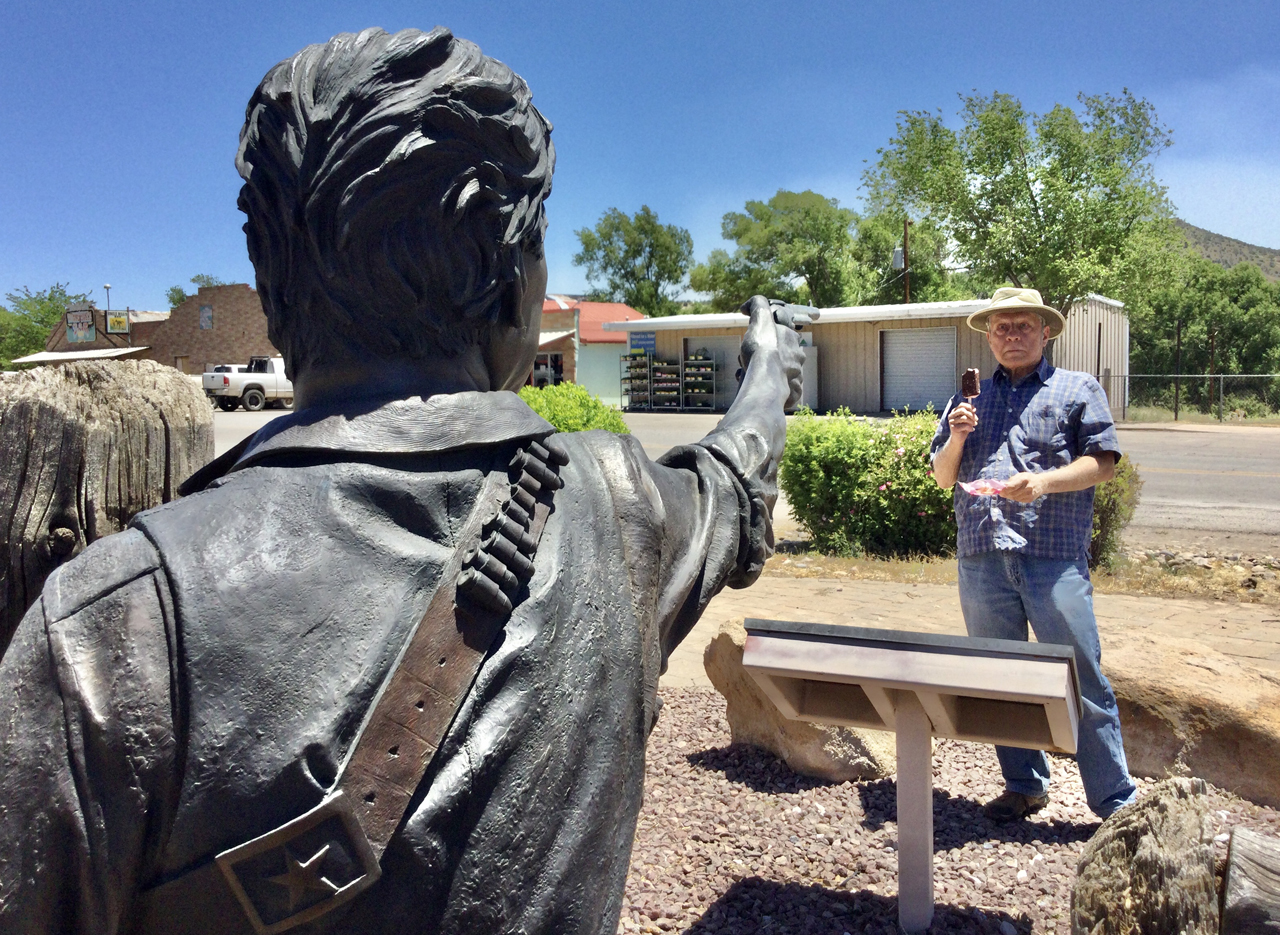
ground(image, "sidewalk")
xmin=661 ymin=574 xmax=1280 ymax=689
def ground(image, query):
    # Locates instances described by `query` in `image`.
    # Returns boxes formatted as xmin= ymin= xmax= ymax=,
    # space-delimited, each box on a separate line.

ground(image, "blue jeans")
xmin=958 ymin=551 xmax=1136 ymax=818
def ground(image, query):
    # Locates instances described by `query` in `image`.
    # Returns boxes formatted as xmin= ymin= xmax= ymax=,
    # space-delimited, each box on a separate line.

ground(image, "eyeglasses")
xmin=989 ymin=321 xmax=1041 ymax=338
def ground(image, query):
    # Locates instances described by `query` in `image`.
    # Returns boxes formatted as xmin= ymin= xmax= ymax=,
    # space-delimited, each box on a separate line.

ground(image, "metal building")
xmin=603 ymin=295 xmax=1128 ymax=414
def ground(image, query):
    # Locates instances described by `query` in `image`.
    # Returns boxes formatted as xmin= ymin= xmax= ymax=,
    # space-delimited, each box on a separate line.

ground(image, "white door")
xmin=881 ymin=327 xmax=956 ymax=413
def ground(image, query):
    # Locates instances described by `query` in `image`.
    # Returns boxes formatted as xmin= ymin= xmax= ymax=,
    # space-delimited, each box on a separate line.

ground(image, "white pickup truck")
xmin=202 ymin=356 xmax=294 ymax=412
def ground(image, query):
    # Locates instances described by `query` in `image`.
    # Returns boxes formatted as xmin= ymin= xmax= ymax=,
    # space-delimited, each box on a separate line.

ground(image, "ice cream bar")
xmin=962 ymin=368 xmax=981 ymax=399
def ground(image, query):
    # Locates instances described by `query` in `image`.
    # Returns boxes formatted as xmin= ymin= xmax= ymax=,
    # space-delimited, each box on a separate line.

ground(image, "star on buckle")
xmin=215 ymin=791 xmax=381 ymax=934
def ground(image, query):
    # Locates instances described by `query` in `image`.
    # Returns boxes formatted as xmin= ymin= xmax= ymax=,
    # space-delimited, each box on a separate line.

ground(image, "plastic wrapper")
xmin=959 ymin=478 xmax=1008 ymax=497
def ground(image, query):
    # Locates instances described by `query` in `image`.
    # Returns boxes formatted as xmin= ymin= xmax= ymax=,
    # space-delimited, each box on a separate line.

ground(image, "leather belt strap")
xmin=134 ymin=437 xmax=567 ymax=935
xmin=338 ymin=436 xmax=565 ymax=853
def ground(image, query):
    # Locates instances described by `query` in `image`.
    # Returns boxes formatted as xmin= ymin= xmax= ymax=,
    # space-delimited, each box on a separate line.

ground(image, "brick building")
xmin=38 ymin=284 xmax=278 ymax=373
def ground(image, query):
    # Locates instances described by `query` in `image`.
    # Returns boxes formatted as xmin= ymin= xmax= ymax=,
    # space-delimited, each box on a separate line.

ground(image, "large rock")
xmin=1102 ymin=628 xmax=1280 ymax=809
xmin=703 ymin=617 xmax=895 ymax=782
xmin=1071 ymin=777 xmax=1219 ymax=935
xmin=0 ymin=360 xmax=213 ymax=651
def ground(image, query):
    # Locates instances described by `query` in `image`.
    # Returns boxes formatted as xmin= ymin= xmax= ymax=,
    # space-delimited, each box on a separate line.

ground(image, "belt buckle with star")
xmin=215 ymin=791 xmax=381 ymax=934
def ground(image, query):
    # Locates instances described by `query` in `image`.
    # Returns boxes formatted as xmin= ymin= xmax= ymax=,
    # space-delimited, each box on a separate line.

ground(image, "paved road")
xmin=212 ymin=410 xmax=1277 ymax=541
xmin=620 ymin=415 xmax=1280 ymax=541
xmin=211 ymin=410 xmax=720 ymax=459
xmin=1116 ymin=423 xmax=1280 ymax=538
xmin=213 ymin=409 xmax=288 ymax=457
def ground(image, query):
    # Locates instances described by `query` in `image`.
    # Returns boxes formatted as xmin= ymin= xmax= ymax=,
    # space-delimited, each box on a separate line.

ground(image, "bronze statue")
xmin=0 ymin=27 xmax=809 ymax=935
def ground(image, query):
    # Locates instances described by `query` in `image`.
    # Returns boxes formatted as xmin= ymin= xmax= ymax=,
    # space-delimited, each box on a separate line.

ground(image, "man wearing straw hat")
xmin=930 ymin=287 xmax=1137 ymax=823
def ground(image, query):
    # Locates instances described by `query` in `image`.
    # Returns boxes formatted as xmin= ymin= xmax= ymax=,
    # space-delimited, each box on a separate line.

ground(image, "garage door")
xmin=881 ymin=327 xmax=956 ymax=412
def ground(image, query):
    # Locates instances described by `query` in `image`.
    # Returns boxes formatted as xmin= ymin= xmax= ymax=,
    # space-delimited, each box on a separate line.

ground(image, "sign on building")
xmin=628 ymin=331 xmax=656 ymax=355
xmin=199 ymin=305 xmax=214 ymax=330
xmin=65 ymin=308 xmax=96 ymax=343
xmin=106 ymin=313 xmax=130 ymax=334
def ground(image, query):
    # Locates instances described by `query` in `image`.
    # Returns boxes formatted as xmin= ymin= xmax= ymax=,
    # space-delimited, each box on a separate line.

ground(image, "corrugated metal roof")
xmin=601 ymin=312 xmax=749 ymax=332
xmin=12 ymin=347 xmax=150 ymax=364
xmin=600 ymin=301 xmax=988 ymax=332
xmin=818 ymin=300 xmax=988 ymax=323
xmin=600 ymin=296 xmax=1121 ymax=331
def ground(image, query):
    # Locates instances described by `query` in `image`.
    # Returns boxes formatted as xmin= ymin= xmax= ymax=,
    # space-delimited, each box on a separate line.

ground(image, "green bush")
xmin=1223 ymin=393 xmax=1274 ymax=419
xmin=1089 ymin=457 xmax=1143 ymax=569
xmin=780 ymin=408 xmax=956 ymax=557
xmin=517 ymin=383 xmax=630 ymax=434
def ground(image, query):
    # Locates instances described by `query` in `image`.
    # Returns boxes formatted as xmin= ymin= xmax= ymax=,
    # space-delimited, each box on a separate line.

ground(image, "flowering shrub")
xmin=779 ymin=408 xmax=956 ymax=557
xmin=518 ymin=382 xmax=630 ymax=434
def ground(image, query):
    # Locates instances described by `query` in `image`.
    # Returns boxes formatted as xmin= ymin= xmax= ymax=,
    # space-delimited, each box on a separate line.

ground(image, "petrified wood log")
xmin=703 ymin=617 xmax=895 ymax=781
xmin=1223 ymin=827 xmax=1280 ymax=934
xmin=1071 ymin=776 xmax=1219 ymax=935
xmin=0 ymin=360 xmax=213 ymax=651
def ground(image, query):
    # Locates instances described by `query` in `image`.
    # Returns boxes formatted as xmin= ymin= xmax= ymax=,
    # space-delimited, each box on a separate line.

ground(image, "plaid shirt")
xmin=930 ymin=357 xmax=1121 ymax=560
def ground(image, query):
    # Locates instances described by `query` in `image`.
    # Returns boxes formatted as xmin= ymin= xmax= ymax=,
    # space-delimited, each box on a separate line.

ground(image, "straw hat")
xmin=966 ymin=287 xmax=1066 ymax=338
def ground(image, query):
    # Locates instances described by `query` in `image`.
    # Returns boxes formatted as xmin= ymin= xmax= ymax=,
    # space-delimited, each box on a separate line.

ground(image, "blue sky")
xmin=2 ymin=0 xmax=1277 ymax=311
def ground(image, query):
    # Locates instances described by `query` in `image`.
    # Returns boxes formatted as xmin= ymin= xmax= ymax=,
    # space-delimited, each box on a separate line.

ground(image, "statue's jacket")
xmin=0 ymin=390 xmax=776 ymax=935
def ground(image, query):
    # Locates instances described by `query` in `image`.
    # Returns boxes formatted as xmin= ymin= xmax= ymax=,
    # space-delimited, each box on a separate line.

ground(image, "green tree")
xmin=0 ymin=283 xmax=91 ymax=369
xmin=689 ymin=247 xmax=798 ymax=313
xmin=864 ymin=90 xmax=1184 ymax=314
xmin=849 ymin=210 xmax=990 ymax=305
xmin=690 ymin=190 xmax=867 ymax=312
xmin=166 ymin=273 xmax=227 ymax=309
xmin=1130 ymin=257 xmax=1280 ymax=376
xmin=573 ymin=207 xmax=693 ymax=317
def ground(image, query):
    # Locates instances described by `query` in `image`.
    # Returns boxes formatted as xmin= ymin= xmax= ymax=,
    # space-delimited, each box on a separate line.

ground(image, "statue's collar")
xmin=179 ymin=391 xmax=554 ymax=495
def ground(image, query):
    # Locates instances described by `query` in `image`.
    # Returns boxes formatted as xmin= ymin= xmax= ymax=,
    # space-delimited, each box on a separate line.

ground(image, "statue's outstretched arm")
xmin=644 ymin=295 xmax=814 ymax=658
xmin=695 ymin=294 xmax=813 ymax=516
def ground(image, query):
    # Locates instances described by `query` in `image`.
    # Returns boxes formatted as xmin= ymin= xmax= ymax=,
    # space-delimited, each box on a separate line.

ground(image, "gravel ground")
xmin=619 ymin=688 xmax=1280 ymax=935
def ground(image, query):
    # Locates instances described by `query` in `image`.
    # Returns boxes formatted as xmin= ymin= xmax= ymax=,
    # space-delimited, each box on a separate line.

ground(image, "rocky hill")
xmin=1177 ymin=219 xmax=1280 ymax=281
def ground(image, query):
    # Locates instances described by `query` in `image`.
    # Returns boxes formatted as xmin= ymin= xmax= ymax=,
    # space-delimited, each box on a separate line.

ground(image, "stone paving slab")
xmin=662 ymin=576 xmax=1280 ymax=689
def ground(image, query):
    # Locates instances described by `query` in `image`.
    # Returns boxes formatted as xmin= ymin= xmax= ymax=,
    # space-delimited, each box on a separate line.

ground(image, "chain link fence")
xmin=1104 ymin=373 xmax=1280 ymax=422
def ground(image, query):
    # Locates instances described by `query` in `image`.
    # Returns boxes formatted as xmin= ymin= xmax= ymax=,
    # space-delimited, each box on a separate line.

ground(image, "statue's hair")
xmin=235 ymin=27 xmax=554 ymax=373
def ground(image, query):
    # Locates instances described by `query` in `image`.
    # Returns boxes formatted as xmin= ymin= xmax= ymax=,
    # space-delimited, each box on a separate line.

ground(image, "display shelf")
xmin=620 ymin=352 xmax=653 ymax=411
xmin=651 ymin=361 xmax=682 ymax=409
xmin=680 ymin=355 xmax=717 ymax=411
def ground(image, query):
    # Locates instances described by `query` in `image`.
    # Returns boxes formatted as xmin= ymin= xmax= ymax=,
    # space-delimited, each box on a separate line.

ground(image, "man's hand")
xmin=999 ymin=454 xmax=1117 ymax=502
xmin=738 ymin=296 xmax=813 ymax=410
xmin=932 ymin=400 xmax=979 ymax=488
xmin=947 ymin=401 xmax=979 ymax=441
xmin=999 ymin=472 xmax=1046 ymax=503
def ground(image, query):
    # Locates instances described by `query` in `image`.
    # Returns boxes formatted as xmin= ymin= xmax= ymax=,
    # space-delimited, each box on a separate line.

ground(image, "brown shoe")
xmin=983 ymin=790 xmax=1049 ymax=822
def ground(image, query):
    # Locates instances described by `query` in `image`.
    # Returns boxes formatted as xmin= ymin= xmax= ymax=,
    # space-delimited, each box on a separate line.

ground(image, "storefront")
xmin=604 ymin=296 xmax=1128 ymax=414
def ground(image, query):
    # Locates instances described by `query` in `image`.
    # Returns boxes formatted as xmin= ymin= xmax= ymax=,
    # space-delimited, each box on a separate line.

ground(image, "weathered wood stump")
xmin=1071 ymin=776 xmax=1219 ymax=935
xmin=0 ymin=360 xmax=213 ymax=651
xmin=1223 ymin=827 xmax=1280 ymax=934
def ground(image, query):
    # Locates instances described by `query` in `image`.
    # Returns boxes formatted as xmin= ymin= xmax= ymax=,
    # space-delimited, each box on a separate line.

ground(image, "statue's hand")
xmin=738 ymin=296 xmax=815 ymax=409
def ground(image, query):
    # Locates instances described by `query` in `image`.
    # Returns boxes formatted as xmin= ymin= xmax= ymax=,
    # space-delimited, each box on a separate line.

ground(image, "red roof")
xmin=578 ymin=302 xmax=645 ymax=343
xmin=542 ymin=295 xmax=576 ymax=312
xmin=538 ymin=297 xmax=646 ymax=343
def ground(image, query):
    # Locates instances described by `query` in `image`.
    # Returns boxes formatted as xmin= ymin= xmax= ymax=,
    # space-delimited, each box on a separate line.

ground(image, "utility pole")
xmin=1208 ymin=325 xmax=1217 ymax=418
xmin=903 ymin=218 xmax=912 ymax=304
xmin=1173 ymin=319 xmax=1182 ymax=421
